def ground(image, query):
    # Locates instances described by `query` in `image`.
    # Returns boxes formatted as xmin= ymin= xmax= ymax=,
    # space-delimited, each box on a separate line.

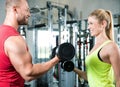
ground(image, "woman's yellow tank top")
xmin=85 ymin=40 xmax=115 ymax=87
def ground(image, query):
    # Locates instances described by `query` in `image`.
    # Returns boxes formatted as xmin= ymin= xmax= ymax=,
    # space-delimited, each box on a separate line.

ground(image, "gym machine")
xmin=114 ymin=14 xmax=120 ymax=47
xmin=25 ymin=1 xmax=95 ymax=87
xmin=27 ymin=1 xmax=76 ymax=87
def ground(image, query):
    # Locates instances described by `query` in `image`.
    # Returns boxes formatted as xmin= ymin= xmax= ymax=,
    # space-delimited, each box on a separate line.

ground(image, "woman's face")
xmin=87 ymin=16 xmax=103 ymax=37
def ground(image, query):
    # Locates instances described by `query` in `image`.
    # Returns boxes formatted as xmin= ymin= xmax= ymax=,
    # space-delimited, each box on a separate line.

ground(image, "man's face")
xmin=16 ymin=0 xmax=30 ymax=25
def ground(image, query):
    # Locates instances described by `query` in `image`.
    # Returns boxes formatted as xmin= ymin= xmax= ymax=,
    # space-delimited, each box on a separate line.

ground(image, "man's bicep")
xmin=4 ymin=36 xmax=33 ymax=75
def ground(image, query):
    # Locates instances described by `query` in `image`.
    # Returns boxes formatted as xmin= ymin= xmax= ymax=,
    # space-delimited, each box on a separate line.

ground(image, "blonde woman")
xmin=74 ymin=9 xmax=120 ymax=87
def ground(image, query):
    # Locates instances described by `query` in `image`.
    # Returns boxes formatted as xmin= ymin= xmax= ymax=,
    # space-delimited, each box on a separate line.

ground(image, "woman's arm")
xmin=73 ymin=67 xmax=87 ymax=81
xmin=106 ymin=42 xmax=120 ymax=87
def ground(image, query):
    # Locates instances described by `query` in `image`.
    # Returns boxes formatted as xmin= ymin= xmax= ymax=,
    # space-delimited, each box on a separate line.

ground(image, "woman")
xmin=74 ymin=9 xmax=120 ymax=87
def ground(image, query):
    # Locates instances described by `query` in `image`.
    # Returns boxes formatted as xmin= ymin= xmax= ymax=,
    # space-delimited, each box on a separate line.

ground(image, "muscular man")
xmin=0 ymin=0 xmax=60 ymax=87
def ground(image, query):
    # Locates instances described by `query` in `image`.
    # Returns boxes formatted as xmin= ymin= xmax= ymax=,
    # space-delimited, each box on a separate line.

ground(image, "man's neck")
xmin=3 ymin=13 xmax=19 ymax=30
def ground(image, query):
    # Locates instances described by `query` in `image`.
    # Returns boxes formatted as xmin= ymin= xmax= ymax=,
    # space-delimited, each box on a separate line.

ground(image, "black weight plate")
xmin=57 ymin=43 xmax=75 ymax=61
xmin=63 ymin=61 xmax=74 ymax=72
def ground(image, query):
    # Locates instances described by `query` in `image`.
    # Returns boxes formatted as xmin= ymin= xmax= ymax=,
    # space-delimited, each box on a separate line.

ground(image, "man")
xmin=0 ymin=0 xmax=60 ymax=87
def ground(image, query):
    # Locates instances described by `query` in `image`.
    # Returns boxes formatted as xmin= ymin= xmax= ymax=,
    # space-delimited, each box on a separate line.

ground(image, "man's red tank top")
xmin=0 ymin=25 xmax=24 ymax=87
